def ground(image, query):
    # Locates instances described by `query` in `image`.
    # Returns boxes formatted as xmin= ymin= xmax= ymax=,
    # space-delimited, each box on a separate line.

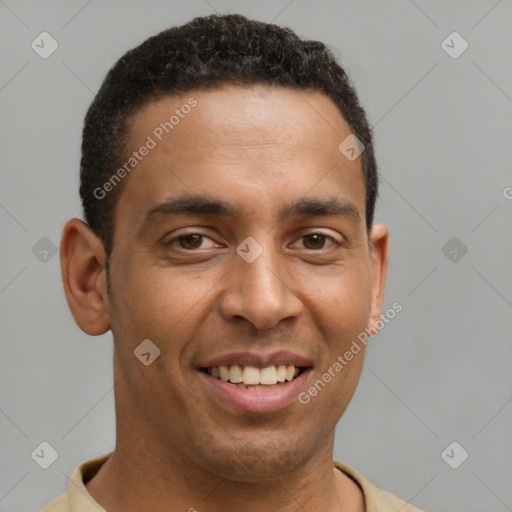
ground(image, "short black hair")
xmin=80 ymin=14 xmax=378 ymax=257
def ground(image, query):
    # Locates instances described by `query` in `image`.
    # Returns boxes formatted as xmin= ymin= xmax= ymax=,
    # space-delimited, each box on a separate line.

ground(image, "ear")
xmin=60 ymin=218 xmax=111 ymax=336
xmin=367 ymin=224 xmax=389 ymax=333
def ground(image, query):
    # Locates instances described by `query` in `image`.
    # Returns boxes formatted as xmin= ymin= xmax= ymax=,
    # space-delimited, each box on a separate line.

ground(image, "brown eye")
xmin=302 ymin=234 xmax=327 ymax=249
xmin=165 ymin=231 xmax=220 ymax=251
xmin=178 ymin=234 xmax=204 ymax=249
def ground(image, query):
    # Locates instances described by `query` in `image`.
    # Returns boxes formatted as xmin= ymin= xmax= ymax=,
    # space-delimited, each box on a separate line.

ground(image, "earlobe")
xmin=367 ymin=224 xmax=389 ymax=332
xmin=60 ymin=218 xmax=111 ymax=336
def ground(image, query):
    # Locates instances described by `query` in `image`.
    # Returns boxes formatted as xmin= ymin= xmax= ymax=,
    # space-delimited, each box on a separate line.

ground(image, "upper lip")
xmin=199 ymin=350 xmax=313 ymax=369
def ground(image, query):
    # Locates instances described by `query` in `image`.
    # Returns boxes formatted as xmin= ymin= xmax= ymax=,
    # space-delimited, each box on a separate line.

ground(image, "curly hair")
xmin=80 ymin=14 xmax=378 ymax=257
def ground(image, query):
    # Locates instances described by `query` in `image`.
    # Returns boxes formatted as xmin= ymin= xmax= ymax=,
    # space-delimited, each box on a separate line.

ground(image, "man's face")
xmin=105 ymin=85 xmax=387 ymax=480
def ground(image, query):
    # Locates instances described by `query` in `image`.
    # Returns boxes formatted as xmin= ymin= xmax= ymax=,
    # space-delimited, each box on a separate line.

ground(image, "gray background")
xmin=1 ymin=1 xmax=511 ymax=511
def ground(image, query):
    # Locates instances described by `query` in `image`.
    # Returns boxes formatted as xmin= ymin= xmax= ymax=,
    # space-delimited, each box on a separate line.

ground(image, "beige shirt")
xmin=42 ymin=452 xmax=423 ymax=512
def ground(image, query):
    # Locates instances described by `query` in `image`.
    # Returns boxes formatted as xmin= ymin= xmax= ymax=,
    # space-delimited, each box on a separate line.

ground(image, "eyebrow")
xmin=288 ymin=196 xmax=360 ymax=220
xmin=143 ymin=195 xmax=361 ymax=225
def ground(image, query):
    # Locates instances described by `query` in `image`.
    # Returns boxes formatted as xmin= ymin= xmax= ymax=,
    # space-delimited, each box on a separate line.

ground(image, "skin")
xmin=60 ymin=85 xmax=388 ymax=512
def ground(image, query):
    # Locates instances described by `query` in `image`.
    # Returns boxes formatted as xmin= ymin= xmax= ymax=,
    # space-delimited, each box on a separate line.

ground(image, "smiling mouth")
xmin=201 ymin=364 xmax=308 ymax=390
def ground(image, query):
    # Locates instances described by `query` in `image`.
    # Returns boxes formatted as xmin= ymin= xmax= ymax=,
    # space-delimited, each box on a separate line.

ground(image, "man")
xmin=44 ymin=14 xmax=422 ymax=512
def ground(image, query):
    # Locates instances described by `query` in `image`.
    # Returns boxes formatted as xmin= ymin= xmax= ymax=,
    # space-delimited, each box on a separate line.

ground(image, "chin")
xmin=193 ymin=427 xmax=324 ymax=482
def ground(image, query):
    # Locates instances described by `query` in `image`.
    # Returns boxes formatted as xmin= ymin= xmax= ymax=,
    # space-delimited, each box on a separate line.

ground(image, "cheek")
xmin=109 ymin=260 xmax=221 ymax=354
xmin=303 ymin=262 xmax=373 ymax=337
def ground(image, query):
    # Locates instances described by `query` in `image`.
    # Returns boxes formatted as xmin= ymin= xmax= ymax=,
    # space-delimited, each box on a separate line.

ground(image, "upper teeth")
xmin=209 ymin=364 xmax=300 ymax=385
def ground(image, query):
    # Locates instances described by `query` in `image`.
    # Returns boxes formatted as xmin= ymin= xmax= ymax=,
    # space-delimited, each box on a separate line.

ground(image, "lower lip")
xmin=199 ymin=369 xmax=312 ymax=413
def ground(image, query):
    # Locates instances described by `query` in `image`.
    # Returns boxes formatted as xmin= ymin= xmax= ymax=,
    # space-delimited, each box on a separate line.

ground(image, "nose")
xmin=219 ymin=243 xmax=303 ymax=331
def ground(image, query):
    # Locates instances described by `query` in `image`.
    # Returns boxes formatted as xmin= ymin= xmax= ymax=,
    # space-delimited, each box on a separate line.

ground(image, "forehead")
xmin=115 ymin=85 xmax=366 ymax=228
xmin=129 ymin=84 xmax=353 ymax=153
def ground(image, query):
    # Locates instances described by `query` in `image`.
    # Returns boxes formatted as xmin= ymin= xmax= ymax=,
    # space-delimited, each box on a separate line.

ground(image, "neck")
xmin=86 ymin=436 xmax=363 ymax=512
